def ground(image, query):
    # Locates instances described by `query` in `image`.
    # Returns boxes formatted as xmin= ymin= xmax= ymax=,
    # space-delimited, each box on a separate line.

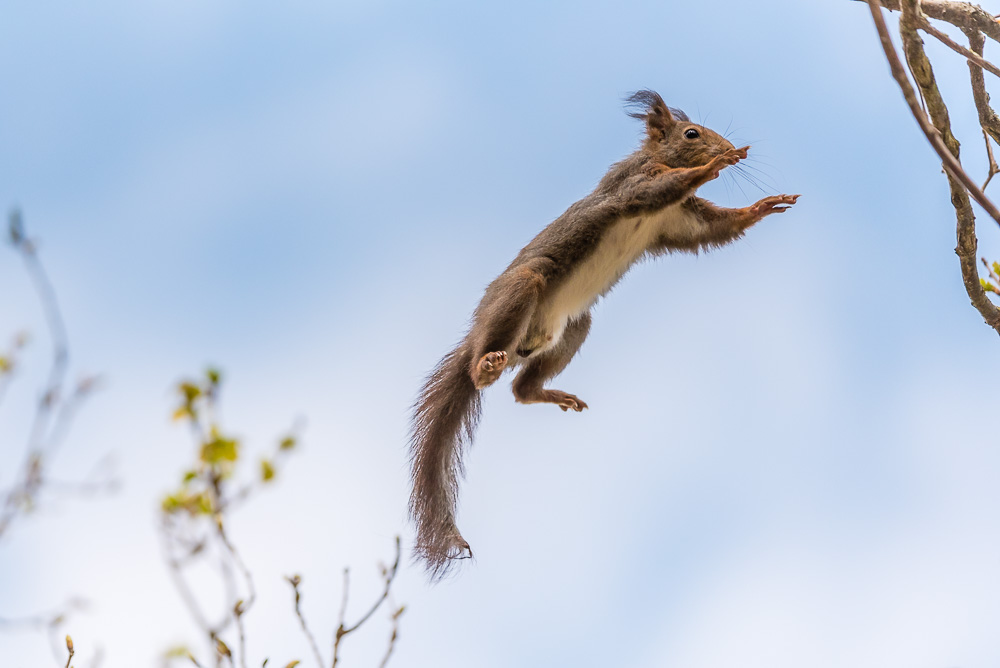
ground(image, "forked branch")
xmin=864 ymin=0 xmax=1000 ymax=333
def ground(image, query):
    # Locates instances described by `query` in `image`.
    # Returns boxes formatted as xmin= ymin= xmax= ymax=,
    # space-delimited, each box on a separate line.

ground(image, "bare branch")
xmin=332 ymin=537 xmax=401 ymax=668
xmin=213 ymin=509 xmax=257 ymax=613
xmin=965 ymin=29 xmax=1000 ymax=147
xmin=378 ymin=605 xmax=404 ymax=668
xmin=331 ymin=569 xmax=349 ymax=668
xmin=232 ymin=601 xmax=248 ymax=668
xmin=874 ymin=0 xmax=1000 ymax=43
xmin=866 ymin=0 xmax=1000 ymax=332
xmin=161 ymin=371 xmax=402 ymax=667
xmin=1 ymin=210 xmax=113 ymax=541
xmin=866 ymin=1 xmax=1000 ymax=225
xmin=917 ymin=15 xmax=1000 ymax=79
xmin=981 ymin=130 xmax=998 ymax=189
xmin=285 ymin=576 xmax=324 ymax=668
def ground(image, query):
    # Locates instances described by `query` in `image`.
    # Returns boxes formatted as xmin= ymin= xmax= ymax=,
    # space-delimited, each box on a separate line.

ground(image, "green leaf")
xmin=194 ymin=492 xmax=213 ymax=514
xmin=179 ymin=382 xmax=201 ymax=403
xmin=201 ymin=435 xmax=239 ymax=464
xmin=162 ymin=490 xmax=213 ymax=515
xmin=161 ymin=494 xmax=182 ymax=513
xmin=164 ymin=645 xmax=192 ymax=659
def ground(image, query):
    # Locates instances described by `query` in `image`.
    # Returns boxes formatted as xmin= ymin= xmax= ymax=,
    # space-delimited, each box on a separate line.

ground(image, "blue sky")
xmin=4 ymin=1 xmax=1000 ymax=666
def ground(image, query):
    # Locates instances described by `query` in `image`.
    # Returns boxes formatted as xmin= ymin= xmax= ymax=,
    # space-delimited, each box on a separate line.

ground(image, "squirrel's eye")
xmin=684 ymin=128 xmax=700 ymax=139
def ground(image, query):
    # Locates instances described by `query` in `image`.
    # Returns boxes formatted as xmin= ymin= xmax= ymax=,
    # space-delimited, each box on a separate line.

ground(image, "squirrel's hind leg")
xmin=512 ymin=312 xmax=591 ymax=412
xmin=469 ymin=260 xmax=551 ymax=389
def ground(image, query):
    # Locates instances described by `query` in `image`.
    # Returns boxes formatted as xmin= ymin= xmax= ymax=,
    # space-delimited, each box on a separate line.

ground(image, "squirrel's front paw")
xmin=751 ymin=193 xmax=800 ymax=218
xmin=708 ymin=145 xmax=750 ymax=179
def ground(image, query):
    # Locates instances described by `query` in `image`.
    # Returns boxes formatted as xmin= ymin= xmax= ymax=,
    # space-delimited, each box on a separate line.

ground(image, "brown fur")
xmin=409 ymin=89 xmax=799 ymax=578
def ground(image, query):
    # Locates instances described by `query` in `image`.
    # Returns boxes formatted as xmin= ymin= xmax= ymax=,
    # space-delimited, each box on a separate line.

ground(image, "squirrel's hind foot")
xmin=548 ymin=390 xmax=588 ymax=412
xmin=515 ymin=387 xmax=588 ymax=412
xmin=472 ymin=351 xmax=508 ymax=389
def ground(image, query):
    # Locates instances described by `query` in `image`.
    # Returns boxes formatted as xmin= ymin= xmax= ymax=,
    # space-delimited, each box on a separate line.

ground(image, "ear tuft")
xmin=625 ymin=89 xmax=686 ymax=141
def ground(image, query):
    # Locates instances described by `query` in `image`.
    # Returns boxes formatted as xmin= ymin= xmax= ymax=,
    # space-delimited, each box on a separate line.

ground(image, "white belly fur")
xmin=529 ymin=201 xmax=702 ymax=353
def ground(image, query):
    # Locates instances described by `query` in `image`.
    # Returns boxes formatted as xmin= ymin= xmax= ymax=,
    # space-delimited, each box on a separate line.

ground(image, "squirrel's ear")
xmin=625 ymin=89 xmax=682 ymax=142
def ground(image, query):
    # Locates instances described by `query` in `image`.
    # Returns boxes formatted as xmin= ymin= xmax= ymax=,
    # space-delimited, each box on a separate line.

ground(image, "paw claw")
xmin=752 ymin=193 xmax=799 ymax=218
xmin=547 ymin=390 xmax=588 ymax=412
xmin=473 ymin=351 xmax=509 ymax=389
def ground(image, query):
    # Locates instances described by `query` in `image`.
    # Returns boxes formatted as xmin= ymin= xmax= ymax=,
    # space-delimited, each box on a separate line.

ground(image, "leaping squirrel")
xmin=409 ymin=89 xmax=799 ymax=578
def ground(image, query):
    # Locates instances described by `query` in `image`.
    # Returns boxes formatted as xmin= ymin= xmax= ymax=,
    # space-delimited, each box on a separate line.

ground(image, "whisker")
xmin=735 ymin=166 xmax=771 ymax=191
xmin=737 ymin=163 xmax=780 ymax=190
xmin=742 ymin=159 xmax=786 ymax=183
xmin=732 ymin=167 xmax=769 ymax=195
xmin=731 ymin=170 xmax=752 ymax=201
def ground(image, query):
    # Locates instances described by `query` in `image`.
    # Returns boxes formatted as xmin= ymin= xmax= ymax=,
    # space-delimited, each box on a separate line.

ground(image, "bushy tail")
xmin=409 ymin=342 xmax=482 ymax=579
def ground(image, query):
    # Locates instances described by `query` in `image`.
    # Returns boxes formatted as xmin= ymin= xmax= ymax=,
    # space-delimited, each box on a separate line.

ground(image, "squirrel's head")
xmin=626 ymin=89 xmax=734 ymax=168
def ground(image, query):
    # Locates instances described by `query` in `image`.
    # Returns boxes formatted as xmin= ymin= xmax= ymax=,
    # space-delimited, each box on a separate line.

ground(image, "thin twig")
xmin=233 ymin=601 xmax=248 ymax=668
xmin=342 ymin=538 xmax=400 ymax=636
xmin=162 ymin=535 xmax=214 ymax=636
xmin=1 ymin=212 xmax=111 ymax=542
xmin=285 ymin=576 xmax=324 ymax=668
xmin=214 ymin=514 xmax=256 ymax=615
xmin=331 ymin=568 xmax=349 ymax=668
xmin=918 ymin=14 xmax=1000 ymax=78
xmin=378 ymin=604 xmax=404 ymax=668
xmin=17 ymin=234 xmax=70 ymax=458
xmin=965 ymin=29 xmax=1000 ymax=147
xmin=0 ymin=597 xmax=85 ymax=665
xmin=982 ymin=129 xmax=998 ymax=189
xmin=331 ymin=537 xmax=401 ymax=668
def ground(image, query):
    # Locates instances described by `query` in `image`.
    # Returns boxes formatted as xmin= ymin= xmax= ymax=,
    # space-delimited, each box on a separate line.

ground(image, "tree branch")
xmin=332 ymin=537 xmax=401 ymax=668
xmin=867 ymin=0 xmax=1000 ymax=226
xmin=873 ymin=0 xmax=1000 ymax=43
xmin=917 ymin=14 xmax=1000 ymax=79
xmin=866 ymin=0 xmax=1000 ymax=332
xmin=285 ymin=576 xmax=324 ymax=668
xmin=965 ymin=29 xmax=1000 ymax=147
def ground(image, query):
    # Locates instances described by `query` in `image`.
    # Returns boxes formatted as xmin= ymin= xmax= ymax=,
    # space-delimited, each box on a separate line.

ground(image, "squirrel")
xmin=409 ymin=89 xmax=799 ymax=578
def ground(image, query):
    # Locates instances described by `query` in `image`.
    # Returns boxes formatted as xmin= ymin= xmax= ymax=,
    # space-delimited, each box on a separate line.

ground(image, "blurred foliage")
xmin=161 ymin=368 xmax=402 ymax=668
xmin=1 ymin=210 xmax=112 ymax=666
xmin=162 ymin=367 xmax=298 ymax=520
xmin=980 ymin=258 xmax=1000 ymax=297
xmin=161 ymin=367 xmax=311 ymax=668
xmin=5 ymin=213 xmax=403 ymax=668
